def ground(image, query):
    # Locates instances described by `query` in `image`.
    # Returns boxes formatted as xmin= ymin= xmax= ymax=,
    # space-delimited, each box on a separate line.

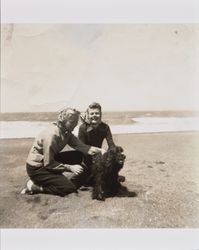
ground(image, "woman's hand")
xmin=88 ymin=146 xmax=101 ymax=155
xmin=88 ymin=146 xmax=106 ymax=155
xmin=68 ymin=164 xmax=83 ymax=175
xmin=100 ymin=148 xmax=106 ymax=155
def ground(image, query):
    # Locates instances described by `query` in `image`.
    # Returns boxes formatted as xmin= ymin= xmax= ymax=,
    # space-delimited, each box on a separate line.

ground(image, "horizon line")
xmin=1 ymin=110 xmax=199 ymax=114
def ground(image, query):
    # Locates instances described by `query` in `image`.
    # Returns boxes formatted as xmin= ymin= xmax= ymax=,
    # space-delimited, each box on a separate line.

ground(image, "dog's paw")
xmin=92 ymin=187 xmax=105 ymax=201
xmin=92 ymin=193 xmax=105 ymax=201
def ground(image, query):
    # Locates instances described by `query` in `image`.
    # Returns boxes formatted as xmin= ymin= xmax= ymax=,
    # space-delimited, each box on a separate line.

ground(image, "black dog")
xmin=91 ymin=146 xmax=126 ymax=201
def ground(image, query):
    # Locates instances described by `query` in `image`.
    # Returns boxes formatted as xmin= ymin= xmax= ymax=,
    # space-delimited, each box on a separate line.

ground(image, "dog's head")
xmin=114 ymin=146 xmax=126 ymax=165
xmin=101 ymin=146 xmax=126 ymax=168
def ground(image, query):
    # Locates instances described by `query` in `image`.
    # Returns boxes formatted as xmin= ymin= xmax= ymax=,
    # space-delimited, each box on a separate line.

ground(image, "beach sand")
xmin=0 ymin=132 xmax=199 ymax=228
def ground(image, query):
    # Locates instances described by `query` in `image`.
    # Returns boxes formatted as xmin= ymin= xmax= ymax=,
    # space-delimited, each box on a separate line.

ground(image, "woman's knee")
xmin=62 ymin=183 xmax=77 ymax=195
xmin=56 ymin=180 xmax=77 ymax=196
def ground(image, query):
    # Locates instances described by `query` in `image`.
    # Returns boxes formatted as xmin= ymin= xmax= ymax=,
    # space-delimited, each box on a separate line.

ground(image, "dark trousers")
xmin=27 ymin=151 xmax=89 ymax=197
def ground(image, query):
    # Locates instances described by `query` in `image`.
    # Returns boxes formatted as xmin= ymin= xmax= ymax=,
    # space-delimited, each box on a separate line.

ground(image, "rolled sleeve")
xmin=68 ymin=133 xmax=90 ymax=154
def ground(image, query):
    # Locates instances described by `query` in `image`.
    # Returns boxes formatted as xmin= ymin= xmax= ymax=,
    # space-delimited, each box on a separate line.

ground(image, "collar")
xmin=86 ymin=122 xmax=102 ymax=132
xmin=54 ymin=122 xmax=71 ymax=135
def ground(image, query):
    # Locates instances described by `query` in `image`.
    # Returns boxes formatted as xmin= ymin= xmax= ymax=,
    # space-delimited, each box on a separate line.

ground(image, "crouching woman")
xmin=21 ymin=108 xmax=103 ymax=197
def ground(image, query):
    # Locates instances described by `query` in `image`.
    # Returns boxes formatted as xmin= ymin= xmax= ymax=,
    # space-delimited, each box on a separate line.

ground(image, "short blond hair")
xmin=58 ymin=108 xmax=80 ymax=123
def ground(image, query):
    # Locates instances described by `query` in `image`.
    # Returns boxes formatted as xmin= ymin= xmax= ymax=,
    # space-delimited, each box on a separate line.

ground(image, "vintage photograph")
xmin=1 ymin=23 xmax=199 ymax=228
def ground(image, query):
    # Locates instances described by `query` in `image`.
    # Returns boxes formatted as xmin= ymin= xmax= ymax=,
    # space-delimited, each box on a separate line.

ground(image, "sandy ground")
xmin=0 ymin=132 xmax=199 ymax=228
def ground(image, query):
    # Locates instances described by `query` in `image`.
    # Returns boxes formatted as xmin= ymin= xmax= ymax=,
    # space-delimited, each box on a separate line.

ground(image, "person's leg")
xmin=55 ymin=151 xmax=83 ymax=165
xmin=69 ymin=162 xmax=91 ymax=188
xmin=26 ymin=164 xmax=77 ymax=196
xmin=37 ymin=173 xmax=77 ymax=196
xmin=55 ymin=151 xmax=93 ymax=188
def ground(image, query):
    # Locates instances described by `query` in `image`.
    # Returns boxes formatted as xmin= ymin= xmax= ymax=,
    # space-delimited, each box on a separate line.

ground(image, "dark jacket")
xmin=78 ymin=121 xmax=115 ymax=148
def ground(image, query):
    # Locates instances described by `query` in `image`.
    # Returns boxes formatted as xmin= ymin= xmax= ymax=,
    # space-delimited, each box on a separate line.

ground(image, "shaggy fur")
xmin=91 ymin=146 xmax=126 ymax=201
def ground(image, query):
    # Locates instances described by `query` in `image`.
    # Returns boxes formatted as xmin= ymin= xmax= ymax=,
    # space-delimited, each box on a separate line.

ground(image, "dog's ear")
xmin=101 ymin=151 xmax=114 ymax=166
xmin=116 ymin=146 xmax=124 ymax=153
xmin=109 ymin=148 xmax=116 ymax=154
xmin=108 ymin=146 xmax=117 ymax=155
xmin=92 ymin=152 xmax=102 ymax=164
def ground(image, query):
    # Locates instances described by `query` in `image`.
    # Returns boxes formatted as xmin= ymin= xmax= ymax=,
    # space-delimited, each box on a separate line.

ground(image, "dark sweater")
xmin=78 ymin=121 xmax=115 ymax=148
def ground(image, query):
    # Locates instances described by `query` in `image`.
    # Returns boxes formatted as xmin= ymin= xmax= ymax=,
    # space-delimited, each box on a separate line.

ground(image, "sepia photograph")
xmin=1 ymin=23 xmax=199 ymax=230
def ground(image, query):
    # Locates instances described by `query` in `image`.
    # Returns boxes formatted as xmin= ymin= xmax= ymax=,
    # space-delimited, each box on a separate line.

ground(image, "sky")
xmin=1 ymin=24 xmax=199 ymax=112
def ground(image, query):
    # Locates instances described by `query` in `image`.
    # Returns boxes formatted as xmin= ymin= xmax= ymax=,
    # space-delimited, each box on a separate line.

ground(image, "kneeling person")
xmin=21 ymin=108 xmax=102 ymax=197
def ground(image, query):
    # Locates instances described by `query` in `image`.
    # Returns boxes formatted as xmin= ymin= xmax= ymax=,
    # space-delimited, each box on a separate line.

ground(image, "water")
xmin=1 ymin=117 xmax=199 ymax=139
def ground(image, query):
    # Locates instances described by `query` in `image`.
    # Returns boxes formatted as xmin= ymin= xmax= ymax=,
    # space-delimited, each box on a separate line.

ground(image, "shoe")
xmin=118 ymin=175 xmax=125 ymax=182
xmin=21 ymin=180 xmax=42 ymax=195
xmin=21 ymin=180 xmax=34 ymax=194
xmin=21 ymin=187 xmax=33 ymax=195
xmin=20 ymin=188 xmax=29 ymax=194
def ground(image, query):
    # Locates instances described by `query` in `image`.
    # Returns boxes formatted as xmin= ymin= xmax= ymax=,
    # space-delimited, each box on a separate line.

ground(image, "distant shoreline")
xmin=1 ymin=110 xmax=199 ymax=122
xmin=1 ymin=130 xmax=199 ymax=141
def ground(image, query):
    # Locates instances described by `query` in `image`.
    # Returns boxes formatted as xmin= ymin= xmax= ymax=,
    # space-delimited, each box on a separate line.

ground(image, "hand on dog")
xmin=88 ymin=146 xmax=102 ymax=155
xmin=68 ymin=165 xmax=83 ymax=175
xmin=100 ymin=148 xmax=107 ymax=155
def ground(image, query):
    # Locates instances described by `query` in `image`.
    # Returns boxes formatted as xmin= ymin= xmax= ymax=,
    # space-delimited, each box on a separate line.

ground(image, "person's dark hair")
xmin=88 ymin=102 xmax=102 ymax=114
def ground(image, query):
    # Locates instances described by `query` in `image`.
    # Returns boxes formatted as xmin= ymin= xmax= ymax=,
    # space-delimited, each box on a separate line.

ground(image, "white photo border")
xmin=1 ymin=0 xmax=199 ymax=249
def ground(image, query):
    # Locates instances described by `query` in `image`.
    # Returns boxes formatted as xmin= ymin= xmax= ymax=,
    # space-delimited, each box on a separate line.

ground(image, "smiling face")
xmin=87 ymin=108 xmax=101 ymax=125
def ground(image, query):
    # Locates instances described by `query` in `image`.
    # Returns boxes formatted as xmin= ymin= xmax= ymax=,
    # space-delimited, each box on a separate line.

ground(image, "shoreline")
xmin=1 ymin=110 xmax=199 ymax=122
xmin=2 ymin=116 xmax=199 ymax=139
xmin=1 ymin=130 xmax=199 ymax=141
